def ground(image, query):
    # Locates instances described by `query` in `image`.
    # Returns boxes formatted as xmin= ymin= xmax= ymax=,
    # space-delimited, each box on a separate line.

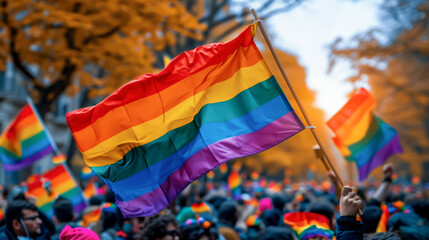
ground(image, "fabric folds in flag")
xmin=66 ymin=23 xmax=304 ymax=217
xmin=284 ymin=212 xmax=334 ymax=240
xmin=327 ymin=88 xmax=403 ymax=182
xmin=0 ymin=104 xmax=55 ymax=171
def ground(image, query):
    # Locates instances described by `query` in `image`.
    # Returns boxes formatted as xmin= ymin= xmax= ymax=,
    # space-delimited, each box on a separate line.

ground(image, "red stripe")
xmin=66 ymin=26 xmax=254 ymax=133
xmin=5 ymin=105 xmax=33 ymax=141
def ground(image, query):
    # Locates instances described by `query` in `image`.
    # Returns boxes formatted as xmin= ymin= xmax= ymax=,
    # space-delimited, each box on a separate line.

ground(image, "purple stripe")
xmin=358 ymin=134 xmax=402 ymax=181
xmin=74 ymin=201 xmax=87 ymax=213
xmin=3 ymin=145 xmax=54 ymax=171
xmin=116 ymin=112 xmax=303 ymax=217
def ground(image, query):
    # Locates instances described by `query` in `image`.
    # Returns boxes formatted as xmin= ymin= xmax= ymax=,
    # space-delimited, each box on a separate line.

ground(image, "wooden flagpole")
xmin=250 ymin=9 xmax=345 ymax=188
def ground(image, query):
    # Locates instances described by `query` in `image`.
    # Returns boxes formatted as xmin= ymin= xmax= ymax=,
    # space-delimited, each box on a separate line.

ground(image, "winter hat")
xmin=60 ymin=225 xmax=100 ymax=240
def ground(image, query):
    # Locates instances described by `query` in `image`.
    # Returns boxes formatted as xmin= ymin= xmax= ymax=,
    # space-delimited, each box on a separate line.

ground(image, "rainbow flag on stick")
xmin=327 ymin=88 xmax=403 ymax=181
xmin=66 ymin=23 xmax=304 ymax=217
xmin=0 ymin=103 xmax=55 ymax=171
xmin=24 ymin=164 xmax=86 ymax=217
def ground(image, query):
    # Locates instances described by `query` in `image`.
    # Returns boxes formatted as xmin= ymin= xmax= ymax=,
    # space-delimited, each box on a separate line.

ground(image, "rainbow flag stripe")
xmin=0 ymin=104 xmax=54 ymax=171
xmin=284 ymin=212 xmax=334 ymax=240
xmin=327 ymin=88 xmax=403 ymax=181
xmin=190 ymin=202 xmax=212 ymax=213
xmin=25 ymin=164 xmax=86 ymax=217
xmin=66 ymin=24 xmax=304 ymax=217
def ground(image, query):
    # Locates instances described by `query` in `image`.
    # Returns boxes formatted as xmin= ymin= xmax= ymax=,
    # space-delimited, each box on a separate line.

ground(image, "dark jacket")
xmin=0 ymin=224 xmax=51 ymax=240
xmin=336 ymin=216 xmax=364 ymax=240
xmin=0 ymin=225 xmax=18 ymax=240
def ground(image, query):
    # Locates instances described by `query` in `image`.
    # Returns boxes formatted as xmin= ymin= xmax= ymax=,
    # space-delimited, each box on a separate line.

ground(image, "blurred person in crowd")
xmin=100 ymin=205 xmax=120 ymax=240
xmin=217 ymin=201 xmax=241 ymax=240
xmin=6 ymin=185 xmax=56 ymax=237
xmin=0 ymin=199 xmax=49 ymax=240
xmin=134 ymin=214 xmax=179 ymax=240
xmin=179 ymin=217 xmax=218 ymax=240
xmin=306 ymin=199 xmax=336 ymax=230
xmin=258 ymin=226 xmax=296 ymax=240
xmin=51 ymin=197 xmax=80 ymax=240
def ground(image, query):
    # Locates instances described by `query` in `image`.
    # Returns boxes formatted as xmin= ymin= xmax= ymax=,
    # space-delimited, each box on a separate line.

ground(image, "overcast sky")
xmin=266 ymin=0 xmax=382 ymax=118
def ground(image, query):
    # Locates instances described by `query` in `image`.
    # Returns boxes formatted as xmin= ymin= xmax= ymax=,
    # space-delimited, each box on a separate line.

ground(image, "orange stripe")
xmin=15 ymin=114 xmax=38 ymax=132
xmin=73 ymin=44 xmax=262 ymax=152
xmin=332 ymin=97 xmax=375 ymax=140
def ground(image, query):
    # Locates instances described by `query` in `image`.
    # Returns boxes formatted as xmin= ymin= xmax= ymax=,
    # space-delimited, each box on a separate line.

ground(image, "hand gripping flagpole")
xmin=251 ymin=9 xmax=363 ymax=216
xmin=250 ymin=10 xmax=346 ymax=188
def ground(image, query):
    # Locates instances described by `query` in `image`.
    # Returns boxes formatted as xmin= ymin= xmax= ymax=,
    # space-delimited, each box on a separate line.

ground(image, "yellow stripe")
xmin=52 ymin=178 xmax=76 ymax=194
xmin=340 ymin=109 xmax=373 ymax=145
xmin=83 ymin=60 xmax=272 ymax=167
xmin=18 ymin=122 xmax=44 ymax=140
xmin=36 ymin=193 xmax=57 ymax=207
xmin=0 ymin=122 xmax=43 ymax=155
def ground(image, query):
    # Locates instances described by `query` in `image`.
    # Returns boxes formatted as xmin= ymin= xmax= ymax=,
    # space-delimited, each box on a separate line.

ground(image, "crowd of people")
xmin=0 ymin=163 xmax=428 ymax=240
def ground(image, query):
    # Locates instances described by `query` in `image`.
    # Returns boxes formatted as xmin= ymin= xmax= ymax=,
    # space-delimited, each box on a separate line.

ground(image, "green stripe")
xmin=39 ymin=187 xmax=81 ymax=213
xmin=93 ymin=76 xmax=280 ymax=182
xmin=22 ymin=131 xmax=46 ymax=148
xmin=0 ymin=131 xmax=45 ymax=159
xmin=348 ymin=116 xmax=380 ymax=160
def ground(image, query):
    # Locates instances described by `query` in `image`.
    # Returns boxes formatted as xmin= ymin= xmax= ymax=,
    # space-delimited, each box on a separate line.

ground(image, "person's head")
xmin=135 ymin=214 xmax=179 ymax=240
xmin=53 ymin=197 xmax=76 ymax=224
xmin=180 ymin=218 xmax=217 ymax=240
xmin=306 ymin=199 xmax=336 ymax=229
xmin=361 ymin=205 xmax=382 ymax=233
xmin=59 ymin=225 xmax=100 ymax=240
xmin=260 ymin=209 xmax=282 ymax=227
xmin=272 ymin=194 xmax=287 ymax=211
xmin=258 ymin=198 xmax=274 ymax=214
xmin=218 ymin=201 xmax=238 ymax=226
xmin=364 ymin=232 xmax=401 ymax=240
xmin=258 ymin=226 xmax=296 ymax=240
xmin=5 ymin=200 xmax=42 ymax=238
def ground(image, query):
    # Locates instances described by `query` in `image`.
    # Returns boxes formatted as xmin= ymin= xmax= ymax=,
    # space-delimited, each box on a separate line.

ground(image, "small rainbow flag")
xmin=190 ymin=202 xmax=212 ymax=214
xmin=219 ymin=164 xmax=228 ymax=174
xmin=80 ymin=165 xmax=96 ymax=180
xmin=376 ymin=201 xmax=412 ymax=233
xmin=284 ymin=212 xmax=334 ymax=240
xmin=83 ymin=179 xmax=96 ymax=199
xmin=81 ymin=207 xmax=101 ymax=227
xmin=246 ymin=214 xmax=261 ymax=227
xmin=24 ymin=164 xmax=87 ymax=217
xmin=0 ymin=104 xmax=55 ymax=171
xmin=327 ymin=88 xmax=403 ymax=181
xmin=66 ymin=23 xmax=304 ymax=217
xmin=52 ymin=153 xmax=66 ymax=165
xmin=228 ymin=170 xmax=242 ymax=198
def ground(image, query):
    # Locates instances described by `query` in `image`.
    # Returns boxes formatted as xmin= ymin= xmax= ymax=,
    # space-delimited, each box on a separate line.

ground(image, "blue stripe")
xmin=352 ymin=117 xmax=399 ymax=168
xmin=103 ymin=95 xmax=292 ymax=201
xmin=0 ymin=136 xmax=51 ymax=164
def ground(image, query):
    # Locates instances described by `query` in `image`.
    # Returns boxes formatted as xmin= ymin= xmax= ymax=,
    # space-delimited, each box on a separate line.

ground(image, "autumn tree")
xmin=329 ymin=0 xmax=429 ymax=177
xmin=0 ymin=0 xmax=205 ymax=116
xmin=163 ymin=0 xmax=305 ymax=58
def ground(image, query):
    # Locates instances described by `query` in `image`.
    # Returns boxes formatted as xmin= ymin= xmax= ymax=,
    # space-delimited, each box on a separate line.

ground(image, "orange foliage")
xmin=0 ymin=0 xmax=205 ymax=114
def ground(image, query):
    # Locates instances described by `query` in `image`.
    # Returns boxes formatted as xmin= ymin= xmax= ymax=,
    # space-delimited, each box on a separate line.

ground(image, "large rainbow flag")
xmin=0 ymin=104 xmax=55 ymax=171
xmin=327 ymin=88 xmax=403 ymax=181
xmin=24 ymin=164 xmax=87 ymax=218
xmin=66 ymin=23 xmax=304 ymax=217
